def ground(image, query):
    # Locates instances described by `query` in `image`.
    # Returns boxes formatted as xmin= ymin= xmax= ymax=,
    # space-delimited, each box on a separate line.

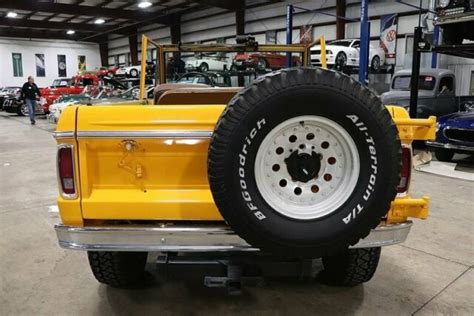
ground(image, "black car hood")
xmin=440 ymin=111 xmax=474 ymax=122
xmin=380 ymin=90 xmax=434 ymax=104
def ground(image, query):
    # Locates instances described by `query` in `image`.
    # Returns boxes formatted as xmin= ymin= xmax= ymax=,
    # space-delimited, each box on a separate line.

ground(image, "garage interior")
xmin=0 ymin=0 xmax=473 ymax=315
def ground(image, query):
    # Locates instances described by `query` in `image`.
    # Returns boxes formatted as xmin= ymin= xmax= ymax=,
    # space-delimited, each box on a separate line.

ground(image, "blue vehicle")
xmin=427 ymin=108 xmax=474 ymax=162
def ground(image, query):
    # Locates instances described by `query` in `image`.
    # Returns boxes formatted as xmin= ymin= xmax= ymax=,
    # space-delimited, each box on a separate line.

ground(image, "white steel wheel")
xmin=255 ymin=115 xmax=360 ymax=220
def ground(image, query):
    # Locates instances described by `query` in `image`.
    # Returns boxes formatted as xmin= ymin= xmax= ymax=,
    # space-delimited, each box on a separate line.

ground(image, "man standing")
xmin=21 ymin=76 xmax=41 ymax=125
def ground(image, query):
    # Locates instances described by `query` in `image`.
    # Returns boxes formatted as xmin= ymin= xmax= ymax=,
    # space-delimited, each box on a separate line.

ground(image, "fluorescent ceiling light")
xmin=138 ymin=1 xmax=152 ymax=8
xmin=67 ymin=30 xmax=75 ymax=35
xmin=6 ymin=12 xmax=18 ymax=18
xmin=94 ymin=18 xmax=105 ymax=24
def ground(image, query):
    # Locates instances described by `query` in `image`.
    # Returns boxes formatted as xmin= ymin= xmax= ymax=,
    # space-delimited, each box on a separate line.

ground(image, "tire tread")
xmin=208 ymin=68 xmax=401 ymax=257
xmin=87 ymin=251 xmax=147 ymax=287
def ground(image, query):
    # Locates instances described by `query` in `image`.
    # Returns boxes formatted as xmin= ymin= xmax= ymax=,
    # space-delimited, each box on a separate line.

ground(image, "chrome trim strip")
xmin=56 ymin=144 xmax=78 ymax=200
xmin=76 ymin=130 xmax=213 ymax=139
xmin=53 ymin=131 xmax=75 ymax=139
xmin=55 ymin=221 xmax=413 ymax=252
xmin=426 ymin=141 xmax=474 ymax=152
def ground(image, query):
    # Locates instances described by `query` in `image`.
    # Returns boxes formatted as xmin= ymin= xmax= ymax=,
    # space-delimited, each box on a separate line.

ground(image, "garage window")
xmin=392 ymin=75 xmax=436 ymax=90
xmin=438 ymin=76 xmax=454 ymax=93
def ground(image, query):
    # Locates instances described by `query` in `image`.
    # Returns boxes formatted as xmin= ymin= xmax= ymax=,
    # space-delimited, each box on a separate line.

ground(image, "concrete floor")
xmin=1 ymin=112 xmax=473 ymax=315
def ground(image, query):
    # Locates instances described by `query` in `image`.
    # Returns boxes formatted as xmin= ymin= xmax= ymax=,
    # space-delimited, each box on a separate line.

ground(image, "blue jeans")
xmin=25 ymin=98 xmax=36 ymax=122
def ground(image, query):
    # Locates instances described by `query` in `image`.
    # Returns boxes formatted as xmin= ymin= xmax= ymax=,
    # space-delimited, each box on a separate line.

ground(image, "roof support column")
xmin=336 ymin=0 xmax=346 ymax=40
xmin=236 ymin=9 xmax=245 ymax=35
xmin=129 ymin=33 xmax=138 ymax=65
xmin=170 ymin=15 xmax=181 ymax=44
xmin=99 ymin=41 xmax=108 ymax=67
xmin=169 ymin=14 xmax=182 ymax=80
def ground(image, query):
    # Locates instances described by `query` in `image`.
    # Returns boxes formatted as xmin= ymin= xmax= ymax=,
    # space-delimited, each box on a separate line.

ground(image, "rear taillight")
xmin=57 ymin=145 xmax=76 ymax=198
xmin=397 ymin=146 xmax=412 ymax=194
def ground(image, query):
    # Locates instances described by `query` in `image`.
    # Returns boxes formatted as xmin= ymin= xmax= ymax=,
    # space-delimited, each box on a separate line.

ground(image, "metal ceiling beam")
xmin=23 ymin=11 xmax=36 ymax=20
xmin=0 ymin=0 xmax=163 ymax=21
xmin=46 ymin=14 xmax=58 ymax=21
xmin=0 ymin=17 xmax=132 ymax=35
xmin=0 ymin=28 xmax=99 ymax=42
xmin=79 ymin=13 xmax=173 ymax=41
xmin=192 ymin=0 xmax=245 ymax=11
xmin=77 ymin=4 xmax=195 ymax=41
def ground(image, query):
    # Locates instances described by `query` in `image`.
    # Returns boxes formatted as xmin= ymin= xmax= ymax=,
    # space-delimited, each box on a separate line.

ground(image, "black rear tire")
xmin=129 ymin=69 xmax=139 ymax=78
xmin=319 ymin=247 xmax=381 ymax=286
xmin=208 ymin=68 xmax=401 ymax=258
xmin=87 ymin=251 xmax=148 ymax=287
xmin=371 ymin=56 xmax=381 ymax=72
xmin=256 ymin=58 xmax=268 ymax=72
xmin=435 ymin=148 xmax=455 ymax=162
xmin=198 ymin=62 xmax=209 ymax=72
xmin=334 ymin=52 xmax=347 ymax=72
xmin=19 ymin=102 xmax=28 ymax=116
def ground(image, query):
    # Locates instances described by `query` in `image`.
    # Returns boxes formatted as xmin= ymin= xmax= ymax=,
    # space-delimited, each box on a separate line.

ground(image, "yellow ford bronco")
xmin=53 ymin=37 xmax=435 ymax=288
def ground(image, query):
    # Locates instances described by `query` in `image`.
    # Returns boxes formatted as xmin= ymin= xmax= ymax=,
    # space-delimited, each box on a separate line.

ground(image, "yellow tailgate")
xmin=56 ymin=104 xmax=436 ymax=225
xmin=76 ymin=104 xmax=225 ymax=221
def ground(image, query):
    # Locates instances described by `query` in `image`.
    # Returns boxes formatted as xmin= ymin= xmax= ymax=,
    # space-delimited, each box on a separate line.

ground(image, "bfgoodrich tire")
xmin=319 ymin=247 xmax=381 ymax=286
xmin=208 ymin=68 xmax=401 ymax=258
xmin=87 ymin=251 xmax=148 ymax=287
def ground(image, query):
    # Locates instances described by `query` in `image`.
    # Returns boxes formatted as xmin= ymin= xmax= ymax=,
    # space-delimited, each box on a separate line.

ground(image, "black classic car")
xmin=427 ymin=108 xmax=474 ymax=161
xmin=3 ymin=88 xmax=43 ymax=116
xmin=0 ymin=87 xmax=21 ymax=111
xmin=381 ymin=68 xmax=474 ymax=118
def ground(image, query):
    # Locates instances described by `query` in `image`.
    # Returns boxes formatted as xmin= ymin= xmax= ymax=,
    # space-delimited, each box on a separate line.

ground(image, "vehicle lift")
xmin=285 ymin=0 xmax=372 ymax=85
xmin=402 ymin=1 xmax=474 ymax=118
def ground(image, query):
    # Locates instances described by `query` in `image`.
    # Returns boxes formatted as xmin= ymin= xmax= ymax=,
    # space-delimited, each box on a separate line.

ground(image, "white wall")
xmin=0 ymin=38 xmax=101 ymax=88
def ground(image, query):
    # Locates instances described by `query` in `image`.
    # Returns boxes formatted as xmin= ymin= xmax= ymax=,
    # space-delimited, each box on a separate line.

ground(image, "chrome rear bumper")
xmin=55 ymin=221 xmax=413 ymax=252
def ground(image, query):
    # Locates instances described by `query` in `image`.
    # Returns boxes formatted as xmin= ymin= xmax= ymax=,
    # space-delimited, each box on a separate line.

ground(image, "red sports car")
xmin=96 ymin=66 xmax=119 ymax=78
xmin=232 ymin=53 xmax=301 ymax=72
xmin=40 ymin=74 xmax=100 ymax=113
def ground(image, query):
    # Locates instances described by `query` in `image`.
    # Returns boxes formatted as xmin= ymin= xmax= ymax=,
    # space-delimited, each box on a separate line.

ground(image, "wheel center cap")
xmin=285 ymin=151 xmax=322 ymax=183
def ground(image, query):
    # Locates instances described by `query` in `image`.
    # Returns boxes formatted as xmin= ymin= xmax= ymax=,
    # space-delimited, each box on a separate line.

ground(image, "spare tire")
xmin=208 ymin=68 xmax=401 ymax=258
